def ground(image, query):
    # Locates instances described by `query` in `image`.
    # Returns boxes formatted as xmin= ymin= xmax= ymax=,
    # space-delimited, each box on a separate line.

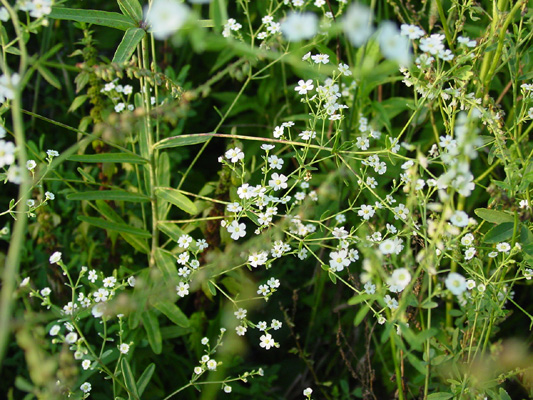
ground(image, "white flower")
xmin=29 ymin=0 xmax=53 ymax=19
xmin=400 ymin=24 xmax=424 ymax=40
xmin=388 ymin=268 xmax=411 ymax=293
xmin=119 ymin=343 xmax=130 ymax=354
xmin=197 ymin=239 xmax=208 ymax=251
xmin=88 ymin=270 xmax=98 ymax=283
xmin=329 ymin=249 xmax=350 ymax=272
xmin=0 ymin=73 xmax=20 ymax=103
xmin=281 ymin=12 xmax=318 ymax=42
xmin=82 ymin=359 xmax=91 ymax=370
xmin=496 ymin=242 xmax=511 ymax=253
xmin=269 ymin=173 xmax=288 ymax=191
xmin=384 ymin=294 xmax=398 ymax=310
xmin=176 ymin=282 xmax=190 ymax=297
xmin=49 ymin=325 xmax=60 ymax=336
xmin=236 ymin=325 xmax=247 ymax=336
xmin=379 ymin=239 xmax=397 ymax=255
xmin=80 ymin=382 xmax=92 ymax=393
xmin=49 ymin=251 xmax=62 ymax=264
xmin=144 ymin=0 xmax=190 ymax=40
xmin=115 ymin=103 xmax=125 ymax=113
xmin=364 ymin=282 xmax=376 ymax=294
xmin=223 ymin=385 xmax=232 ymax=393
xmin=102 ymin=276 xmax=116 ymax=288
xmin=91 ymin=303 xmax=105 ymax=318
xmin=303 ymin=387 xmax=313 ymax=396
xmin=466 ymin=280 xmax=476 ymax=290
xmin=461 ymin=233 xmax=474 ymax=246
xmin=271 ymin=319 xmax=282 ymax=330
xmin=268 ymin=155 xmax=284 ymax=170
xmin=445 ymin=272 xmax=466 ymax=296
xmin=227 ymin=220 xmax=246 ymax=240
xmin=0 ymin=7 xmax=8 ymax=22
xmin=65 ymin=332 xmax=78 ymax=344
xmin=302 ymin=51 xmax=311 ymax=60
xmin=177 ymin=234 xmax=193 ymax=248
xmin=93 ymin=288 xmax=109 ymax=303
xmin=394 ymin=204 xmax=409 ymax=220
xmin=294 ymin=79 xmax=314 ymax=95
xmin=0 ymin=140 xmax=16 ymax=168
xmin=343 ymin=2 xmax=374 ymax=47
xmin=207 ymin=359 xmax=217 ymax=370
xmin=261 ymin=144 xmax=275 ymax=151
xmin=338 ymin=63 xmax=352 ymax=76
xmin=464 ymin=247 xmax=476 ymax=260
xmin=40 ymin=287 xmax=51 ymax=297
xmin=259 ymin=333 xmax=276 ymax=350
xmin=127 ymin=276 xmax=136 ymax=287
xmin=45 ymin=191 xmax=55 ymax=200
xmin=358 ymin=204 xmax=375 ymax=220
xmin=419 ymin=34 xmax=445 ymax=55
xmin=234 ymin=308 xmax=247 ymax=319
xmin=26 ymin=160 xmax=36 ymax=171
xmin=225 ymin=147 xmax=244 ymax=163
xmin=7 ymin=165 xmax=22 ymax=184
xmin=311 ymin=53 xmax=329 ymax=64
xmin=378 ymin=21 xmax=412 ymax=66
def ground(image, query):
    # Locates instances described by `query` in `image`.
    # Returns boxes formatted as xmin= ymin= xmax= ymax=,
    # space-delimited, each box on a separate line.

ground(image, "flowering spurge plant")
xmin=1 ymin=0 xmax=533 ymax=399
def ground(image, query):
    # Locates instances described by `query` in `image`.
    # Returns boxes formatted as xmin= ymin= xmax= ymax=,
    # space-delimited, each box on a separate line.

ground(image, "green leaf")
xmin=474 ymin=208 xmax=514 ymax=224
xmin=36 ymin=65 xmax=62 ymax=90
xmin=207 ymin=280 xmax=217 ymax=296
xmin=136 ymin=363 xmax=155 ymax=397
xmin=154 ymin=248 xmax=178 ymax=278
xmin=154 ymin=134 xmax=211 ymax=150
xmin=49 ymin=8 xmax=136 ymax=30
xmin=157 ymin=153 xmax=171 ymax=220
xmin=141 ymin=311 xmax=162 ymax=354
xmin=158 ymin=222 xmax=186 ymax=242
xmin=354 ymin=305 xmax=370 ymax=326
xmin=68 ymin=153 xmax=147 ymax=164
xmin=347 ymin=293 xmax=375 ymax=305
xmin=498 ymin=388 xmax=512 ymax=400
xmin=77 ymin=167 xmax=95 ymax=183
xmin=155 ymin=188 xmax=197 ymax=215
xmin=483 ymin=222 xmax=515 ymax=243
xmin=112 ymin=28 xmax=145 ymax=63
xmin=154 ymin=302 xmax=190 ymax=328
xmin=68 ymin=95 xmax=89 ymax=113
xmin=117 ymin=0 xmax=143 ymax=21
xmin=121 ymin=358 xmax=140 ymax=400
xmin=94 ymin=200 xmax=149 ymax=254
xmin=68 ymin=190 xmax=149 ymax=203
xmin=427 ymin=392 xmax=453 ymax=400
xmin=78 ymin=216 xmax=151 ymax=238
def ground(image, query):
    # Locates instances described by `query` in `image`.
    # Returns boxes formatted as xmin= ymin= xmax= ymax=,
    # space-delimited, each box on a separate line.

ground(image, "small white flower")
xmin=40 ymin=287 xmax=51 ymax=297
xmin=102 ymin=276 xmax=116 ymax=288
xmin=227 ymin=220 xmax=246 ymax=240
xmin=128 ymin=276 xmax=136 ymax=287
xmin=49 ymin=325 xmax=60 ymax=336
xmin=82 ymin=360 xmax=91 ymax=370
xmin=259 ymin=333 xmax=277 ymax=350
xmin=343 ymin=2 xmax=374 ymax=47
xmin=144 ymin=0 xmax=191 ymax=40
xmin=119 ymin=343 xmax=130 ymax=354
xmin=281 ymin=12 xmax=318 ymax=42
xmin=235 ymin=325 xmax=247 ymax=336
xmin=88 ymin=270 xmax=98 ymax=283
xmin=311 ymin=53 xmax=329 ymax=64
xmin=65 ymin=332 xmax=78 ymax=344
xmin=445 ymin=272 xmax=467 ymax=296
xmin=225 ymin=147 xmax=244 ymax=163
xmin=496 ymin=242 xmax=511 ymax=253
xmin=384 ymin=294 xmax=398 ymax=310
xmin=176 ymin=282 xmax=190 ymax=297
xmin=464 ymin=247 xmax=476 ymax=260
xmin=294 ymin=79 xmax=314 ymax=95
xmin=207 ymin=359 xmax=217 ymax=370
xmin=49 ymin=251 xmax=62 ymax=264
xmin=303 ymin=388 xmax=313 ymax=396
xmin=271 ymin=319 xmax=282 ymax=330
xmin=26 ymin=160 xmax=36 ymax=171
xmin=80 ymin=382 xmax=92 ymax=393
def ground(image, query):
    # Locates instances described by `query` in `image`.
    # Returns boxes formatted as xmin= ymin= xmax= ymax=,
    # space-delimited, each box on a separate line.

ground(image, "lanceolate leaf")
xmin=67 ymin=190 xmax=149 ymax=202
xmin=49 ymin=8 xmax=136 ymax=31
xmin=78 ymin=216 xmax=152 ymax=238
xmin=155 ymin=188 xmax=197 ymax=215
xmin=154 ymin=302 xmax=190 ymax=328
xmin=141 ymin=311 xmax=162 ymax=354
xmin=112 ymin=28 xmax=145 ymax=63
xmin=154 ymin=134 xmax=211 ymax=150
xmin=68 ymin=153 xmax=148 ymax=164
xmin=117 ymin=0 xmax=143 ymax=22
xmin=121 ymin=358 xmax=140 ymax=400
xmin=136 ymin=364 xmax=155 ymax=397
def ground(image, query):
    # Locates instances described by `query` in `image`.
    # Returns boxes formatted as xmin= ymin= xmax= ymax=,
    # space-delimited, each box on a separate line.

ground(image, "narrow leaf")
xmin=155 ymin=188 xmax=197 ymax=215
xmin=36 ymin=65 xmax=62 ymax=90
xmin=136 ymin=363 xmax=155 ymax=397
xmin=68 ymin=190 xmax=149 ymax=202
xmin=113 ymin=28 xmax=145 ymax=63
xmin=78 ymin=216 xmax=152 ymax=238
xmin=354 ymin=305 xmax=370 ymax=326
xmin=154 ymin=248 xmax=178 ymax=278
xmin=68 ymin=153 xmax=147 ymax=164
xmin=49 ymin=8 xmax=136 ymax=30
xmin=68 ymin=95 xmax=89 ymax=113
xmin=141 ymin=311 xmax=162 ymax=354
xmin=154 ymin=134 xmax=211 ymax=150
xmin=117 ymin=0 xmax=143 ymax=21
xmin=154 ymin=302 xmax=190 ymax=328
xmin=121 ymin=358 xmax=140 ymax=400
xmin=427 ymin=393 xmax=453 ymax=400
